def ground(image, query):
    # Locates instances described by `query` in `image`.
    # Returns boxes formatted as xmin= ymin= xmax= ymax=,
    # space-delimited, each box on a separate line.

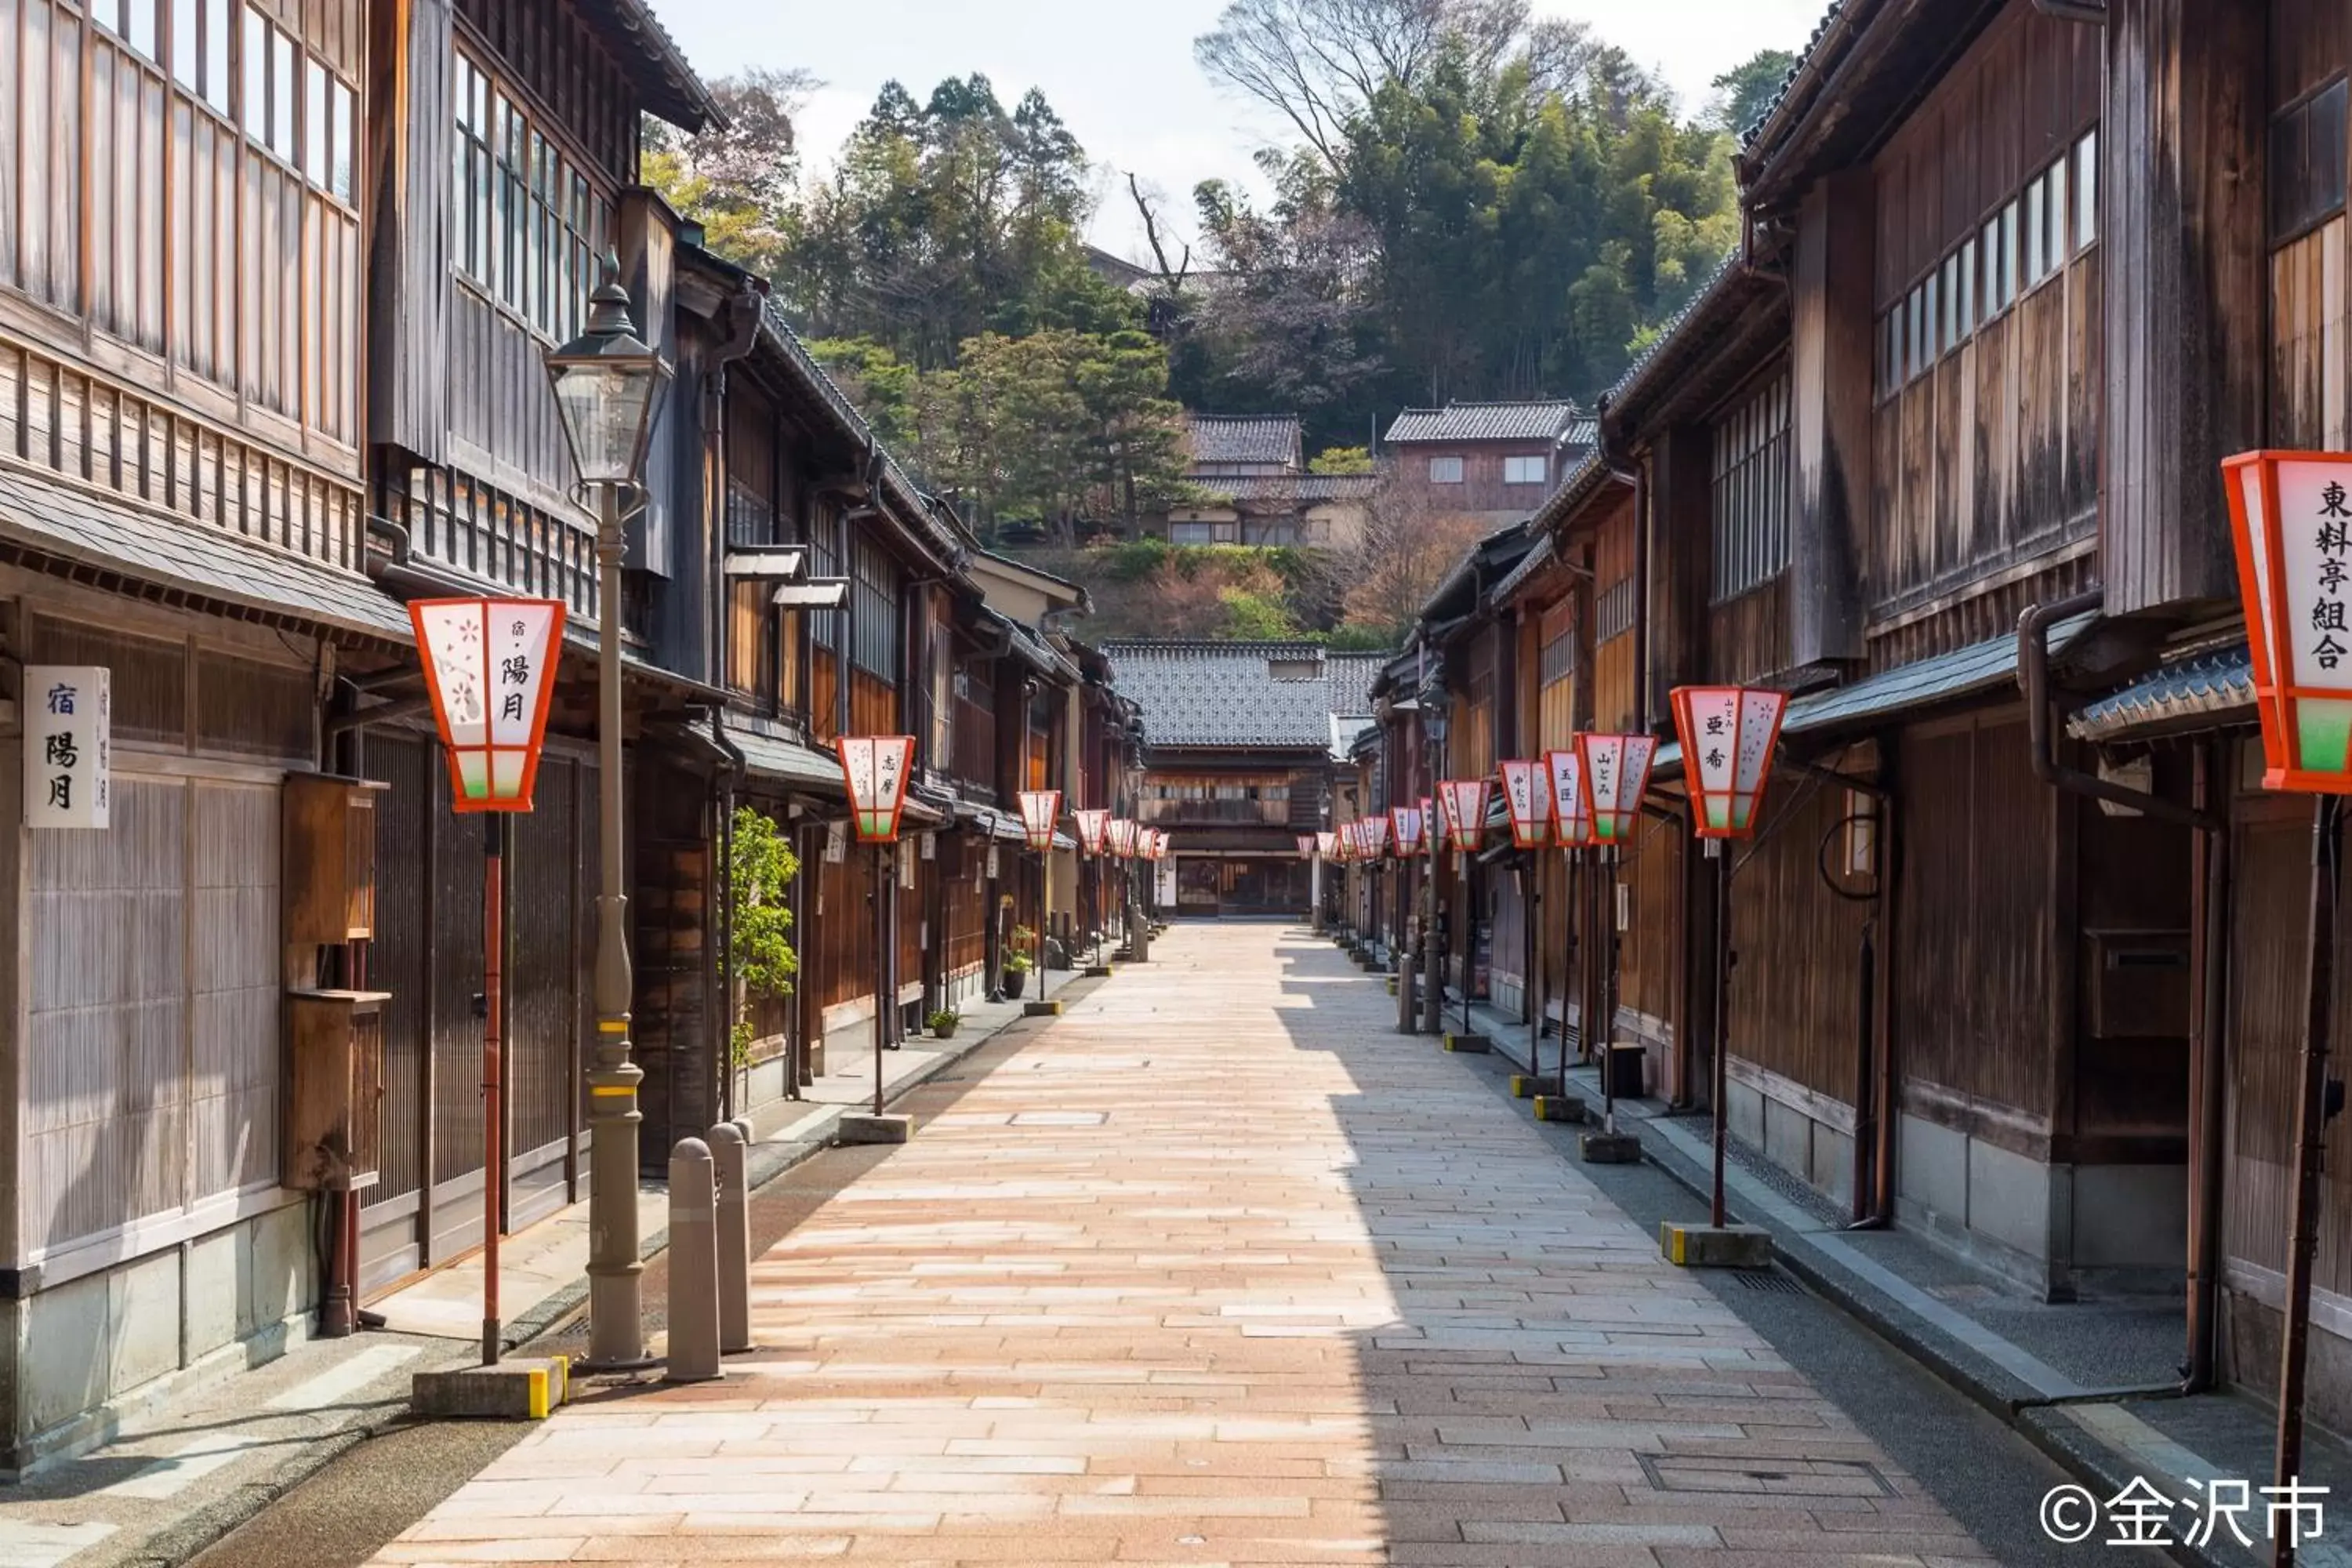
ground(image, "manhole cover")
xmin=1638 ymin=1455 xmax=1894 ymax=1498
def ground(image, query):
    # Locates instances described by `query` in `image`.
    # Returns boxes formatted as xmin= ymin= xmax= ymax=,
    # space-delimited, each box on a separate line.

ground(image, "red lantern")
xmin=1017 ymin=789 xmax=1063 ymax=853
xmin=835 ymin=735 xmax=917 ymax=843
xmin=1498 ymin=759 xmax=1554 ymax=851
xmin=1363 ymin=813 xmax=1392 ymax=858
xmin=1436 ymin=779 xmax=1490 ymax=854
xmin=1671 ymin=686 xmax=1790 ymax=839
xmin=1544 ymin=746 xmax=1594 ymax=848
xmin=1578 ymin=733 xmax=1657 ymax=845
xmin=1076 ymin=808 xmax=1112 ymax=855
xmin=1296 ymin=833 xmax=1317 ymax=859
xmin=1390 ymin=804 xmax=1427 ymax=857
xmin=411 ymin=597 xmax=567 ymax=812
xmin=2225 ymin=451 xmax=2352 ymax=791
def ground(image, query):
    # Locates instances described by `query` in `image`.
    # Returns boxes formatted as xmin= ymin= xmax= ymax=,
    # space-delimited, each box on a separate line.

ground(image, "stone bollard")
xmin=663 ymin=1138 xmax=723 ymax=1383
xmin=709 ymin=1123 xmax=752 ymax=1355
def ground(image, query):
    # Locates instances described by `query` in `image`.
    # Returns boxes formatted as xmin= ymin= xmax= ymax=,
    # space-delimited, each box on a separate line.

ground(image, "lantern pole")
xmin=873 ymin=841 xmax=890 ymax=1119
xmin=2275 ymin=794 xmax=2342 ymax=1565
xmin=1599 ymin=844 xmax=1621 ymax=1134
xmin=1559 ymin=848 xmax=1579 ymax=1092
xmin=1709 ymin=838 xmax=1733 ymax=1229
xmin=481 ymin=812 xmax=505 ymax=1367
xmin=1396 ymin=831 xmax=1418 ymax=1035
xmin=1038 ymin=840 xmax=1051 ymax=1004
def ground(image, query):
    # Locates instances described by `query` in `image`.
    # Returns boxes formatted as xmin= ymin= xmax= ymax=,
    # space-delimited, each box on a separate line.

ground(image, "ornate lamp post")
xmin=543 ymin=253 xmax=671 ymax=1370
xmin=837 ymin=735 xmax=917 ymax=1119
xmin=1670 ymin=686 xmax=1789 ymax=1229
xmin=2223 ymin=450 xmax=2352 ymax=1554
xmin=1018 ymin=789 xmax=1063 ymax=1004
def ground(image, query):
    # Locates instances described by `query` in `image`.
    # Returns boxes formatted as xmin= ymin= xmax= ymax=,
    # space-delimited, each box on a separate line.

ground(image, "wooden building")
xmin=1370 ymin=0 xmax=2352 ymax=1441
xmin=0 ymin=0 xmax=1141 ymax=1468
xmin=1109 ymin=643 xmax=1383 ymax=917
xmin=1380 ymin=403 xmax=1595 ymax=528
xmin=1151 ymin=414 xmax=1375 ymax=550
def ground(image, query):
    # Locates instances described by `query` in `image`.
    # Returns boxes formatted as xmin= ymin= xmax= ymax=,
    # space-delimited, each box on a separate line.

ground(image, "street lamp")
xmin=543 ymin=252 xmax=671 ymax=1370
xmin=1018 ymin=789 xmax=1062 ymax=1005
xmin=2222 ymin=449 xmax=2352 ymax=1544
xmin=1669 ymin=686 xmax=1790 ymax=1231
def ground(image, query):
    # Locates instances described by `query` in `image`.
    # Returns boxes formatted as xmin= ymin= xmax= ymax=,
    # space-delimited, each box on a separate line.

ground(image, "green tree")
xmin=724 ymin=806 xmax=800 ymax=1071
xmin=1709 ymin=49 xmax=1798 ymax=137
xmin=1308 ymin=445 xmax=1374 ymax=474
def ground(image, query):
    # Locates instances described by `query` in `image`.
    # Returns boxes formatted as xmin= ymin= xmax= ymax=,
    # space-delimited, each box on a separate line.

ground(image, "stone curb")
xmin=1457 ymin=1011 xmax=2224 ymax=1564
xmin=129 ymin=984 xmax=1080 ymax=1568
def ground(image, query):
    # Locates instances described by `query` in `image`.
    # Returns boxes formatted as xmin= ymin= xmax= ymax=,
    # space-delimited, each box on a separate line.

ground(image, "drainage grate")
xmin=1731 ymin=1269 xmax=1801 ymax=1295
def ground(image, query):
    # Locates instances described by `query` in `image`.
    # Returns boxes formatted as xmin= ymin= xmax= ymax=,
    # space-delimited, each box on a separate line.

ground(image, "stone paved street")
xmin=366 ymin=924 xmax=1995 ymax=1566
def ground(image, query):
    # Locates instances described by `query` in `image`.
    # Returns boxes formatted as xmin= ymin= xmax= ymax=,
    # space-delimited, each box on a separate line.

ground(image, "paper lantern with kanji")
xmin=1497 ymin=759 xmax=1554 ymax=851
xmin=1671 ymin=686 xmax=1790 ymax=838
xmin=1296 ymin=833 xmax=1317 ymax=859
xmin=2224 ymin=451 xmax=2352 ymax=791
xmin=1017 ymin=789 xmax=1062 ymax=852
xmin=411 ymin=597 xmax=567 ymax=812
xmin=1578 ymin=733 xmax=1657 ymax=844
xmin=1544 ymin=747 xmax=1594 ymax=848
xmin=1437 ymin=779 xmax=1490 ymax=854
xmin=1390 ymin=804 xmax=1426 ymax=857
xmin=836 ymin=736 xmax=917 ymax=842
xmin=1076 ymin=808 xmax=1112 ymax=855
xmin=1363 ymin=814 xmax=1392 ymax=858
xmin=1316 ymin=830 xmax=1337 ymax=858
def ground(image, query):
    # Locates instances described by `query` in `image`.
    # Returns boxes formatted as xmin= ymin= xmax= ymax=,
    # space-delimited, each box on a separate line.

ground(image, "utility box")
xmin=283 ymin=772 xmax=388 ymax=943
xmin=286 ymin=989 xmax=390 ymax=1191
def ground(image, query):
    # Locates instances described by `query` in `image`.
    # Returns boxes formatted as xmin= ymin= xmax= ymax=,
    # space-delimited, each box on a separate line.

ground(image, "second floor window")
xmin=455 ymin=49 xmax=612 ymax=346
xmin=1711 ymin=372 xmax=1792 ymax=601
xmin=1428 ymin=456 xmax=1465 ymax=484
xmin=850 ymin=537 xmax=901 ymax=683
xmin=1504 ymin=456 xmax=1547 ymax=485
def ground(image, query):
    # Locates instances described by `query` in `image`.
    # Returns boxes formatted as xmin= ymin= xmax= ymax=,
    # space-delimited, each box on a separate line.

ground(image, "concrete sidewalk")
xmin=0 ymin=982 xmax=1059 ymax=1568
xmin=1450 ymin=989 xmax=2352 ymax=1568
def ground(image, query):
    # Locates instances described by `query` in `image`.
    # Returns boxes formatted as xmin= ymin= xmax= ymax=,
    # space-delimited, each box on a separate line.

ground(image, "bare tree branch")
xmin=1126 ymin=172 xmax=1193 ymax=292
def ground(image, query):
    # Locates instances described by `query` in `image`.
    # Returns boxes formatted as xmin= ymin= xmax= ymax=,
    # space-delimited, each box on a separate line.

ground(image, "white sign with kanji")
xmin=25 ymin=666 xmax=110 ymax=829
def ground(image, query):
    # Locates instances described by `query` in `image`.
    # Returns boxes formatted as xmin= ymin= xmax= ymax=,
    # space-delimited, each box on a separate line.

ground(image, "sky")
xmin=646 ymin=0 xmax=1829 ymax=260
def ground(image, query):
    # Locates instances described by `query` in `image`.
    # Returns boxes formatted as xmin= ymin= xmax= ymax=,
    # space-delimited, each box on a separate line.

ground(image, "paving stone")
xmin=363 ymin=925 xmax=1991 ymax=1566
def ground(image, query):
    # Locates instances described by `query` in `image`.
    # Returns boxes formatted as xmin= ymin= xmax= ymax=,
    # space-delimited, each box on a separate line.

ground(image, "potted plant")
xmin=1002 ymin=951 xmax=1032 ymax=999
xmin=927 ymin=1007 xmax=961 ymax=1040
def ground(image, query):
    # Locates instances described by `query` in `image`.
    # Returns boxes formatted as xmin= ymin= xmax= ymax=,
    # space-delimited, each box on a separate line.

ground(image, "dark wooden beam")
xmin=1790 ymin=169 xmax=1874 ymax=666
xmin=2103 ymin=0 xmax=2267 ymax=614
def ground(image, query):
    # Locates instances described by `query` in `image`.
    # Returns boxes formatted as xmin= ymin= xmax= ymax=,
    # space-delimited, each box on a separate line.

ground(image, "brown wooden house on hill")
xmin=1151 ymin=413 xmax=1376 ymax=549
xmin=1363 ymin=0 xmax=2352 ymax=1439
xmin=1381 ymin=402 xmax=1595 ymax=526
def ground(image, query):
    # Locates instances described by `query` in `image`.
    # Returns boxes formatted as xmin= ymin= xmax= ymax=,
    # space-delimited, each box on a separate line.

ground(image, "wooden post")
xmin=1710 ymin=842 xmax=1732 ymax=1230
xmin=482 ymin=813 xmax=504 ymax=1367
xmin=2274 ymin=797 xmax=2341 ymax=1566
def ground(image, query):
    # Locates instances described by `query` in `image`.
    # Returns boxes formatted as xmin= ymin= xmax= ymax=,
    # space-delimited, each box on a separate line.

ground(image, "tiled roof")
xmin=0 ymin=466 xmax=415 ymax=642
xmin=1739 ymin=1 xmax=1848 ymax=153
xmin=1383 ymin=402 xmax=1581 ymax=446
xmin=1188 ymin=416 xmax=1301 ymax=469
xmin=2068 ymin=648 xmax=2255 ymax=742
xmin=1105 ymin=641 xmax=1393 ymax=753
xmin=1196 ymin=474 xmax=1380 ymax=505
xmin=576 ymin=0 xmax=724 ymax=132
xmin=1328 ymin=652 xmax=1387 ymax=719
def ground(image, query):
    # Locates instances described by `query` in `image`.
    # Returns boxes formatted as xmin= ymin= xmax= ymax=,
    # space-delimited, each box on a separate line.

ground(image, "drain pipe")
xmin=2019 ymin=593 xmax=2230 ymax=1392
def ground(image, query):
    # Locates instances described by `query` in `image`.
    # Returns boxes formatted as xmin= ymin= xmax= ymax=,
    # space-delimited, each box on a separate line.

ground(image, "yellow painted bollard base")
xmin=1532 ymin=1094 xmax=1587 ymax=1124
